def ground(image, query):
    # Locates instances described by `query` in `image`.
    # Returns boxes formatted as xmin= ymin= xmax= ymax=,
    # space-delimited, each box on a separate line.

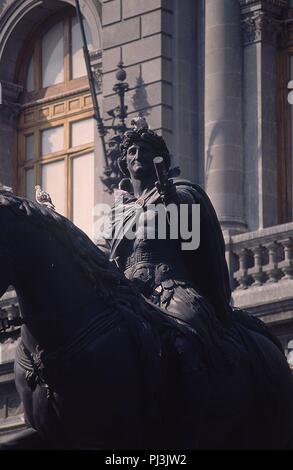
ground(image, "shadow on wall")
xmin=205 ymin=122 xmax=224 ymax=187
xmin=131 ymin=69 xmax=150 ymax=120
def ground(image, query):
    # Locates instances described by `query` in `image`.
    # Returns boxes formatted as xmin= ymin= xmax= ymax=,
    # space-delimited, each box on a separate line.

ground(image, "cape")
xmin=173 ymin=180 xmax=232 ymax=322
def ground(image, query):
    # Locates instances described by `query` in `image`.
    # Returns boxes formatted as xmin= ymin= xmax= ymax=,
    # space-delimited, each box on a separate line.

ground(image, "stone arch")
xmin=0 ymin=0 xmax=102 ymax=190
xmin=0 ymin=0 xmax=102 ymax=82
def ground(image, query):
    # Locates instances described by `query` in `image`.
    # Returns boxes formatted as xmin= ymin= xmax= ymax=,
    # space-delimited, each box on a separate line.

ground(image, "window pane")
xmin=71 ymin=118 xmax=94 ymax=147
xmin=42 ymin=160 xmax=65 ymax=215
xmin=41 ymin=126 xmax=64 ymax=155
xmin=26 ymin=55 xmax=34 ymax=92
xmin=71 ymin=16 xmax=93 ymax=79
xmin=73 ymin=152 xmax=94 ymax=238
xmin=42 ymin=21 xmax=64 ymax=88
xmin=25 ymin=134 xmax=34 ymax=160
xmin=25 ymin=168 xmax=34 ymax=201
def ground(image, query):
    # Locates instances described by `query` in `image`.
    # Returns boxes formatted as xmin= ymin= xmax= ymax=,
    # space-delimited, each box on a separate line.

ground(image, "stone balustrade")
xmin=0 ymin=288 xmax=20 ymax=364
xmin=226 ymin=224 xmax=293 ymax=356
xmin=224 ymin=220 xmax=293 ymax=355
xmin=0 ymin=287 xmax=19 ymax=322
xmin=225 ymin=222 xmax=293 ymax=291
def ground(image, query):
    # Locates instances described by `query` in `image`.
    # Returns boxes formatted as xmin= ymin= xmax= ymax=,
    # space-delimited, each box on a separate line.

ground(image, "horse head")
xmin=0 ymin=191 xmax=164 ymax=448
xmin=0 ymin=190 xmax=124 ymax=350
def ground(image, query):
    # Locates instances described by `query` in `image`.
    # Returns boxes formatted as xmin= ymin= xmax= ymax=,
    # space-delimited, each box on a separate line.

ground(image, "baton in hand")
xmin=153 ymin=156 xmax=169 ymax=198
xmin=153 ymin=156 xmax=171 ymax=224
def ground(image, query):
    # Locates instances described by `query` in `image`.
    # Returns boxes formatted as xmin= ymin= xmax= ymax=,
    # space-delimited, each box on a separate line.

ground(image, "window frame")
xmin=15 ymin=8 xmax=90 ymax=103
xmin=15 ymin=7 xmax=96 ymax=222
xmin=18 ymin=108 xmax=95 ymax=219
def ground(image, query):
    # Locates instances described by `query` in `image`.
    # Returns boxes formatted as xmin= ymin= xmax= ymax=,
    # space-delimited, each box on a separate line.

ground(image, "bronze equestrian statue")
xmin=0 ymin=121 xmax=292 ymax=448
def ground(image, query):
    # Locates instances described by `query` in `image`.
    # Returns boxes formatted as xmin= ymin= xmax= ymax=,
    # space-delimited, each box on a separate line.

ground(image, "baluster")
xmin=234 ymin=248 xmax=250 ymax=289
xmin=249 ymin=245 xmax=266 ymax=286
xmin=279 ymin=238 xmax=293 ymax=280
xmin=7 ymin=304 xmax=19 ymax=319
xmin=264 ymin=242 xmax=281 ymax=283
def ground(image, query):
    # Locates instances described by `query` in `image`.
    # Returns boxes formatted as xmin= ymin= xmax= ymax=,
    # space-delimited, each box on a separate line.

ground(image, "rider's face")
xmin=126 ymin=141 xmax=156 ymax=180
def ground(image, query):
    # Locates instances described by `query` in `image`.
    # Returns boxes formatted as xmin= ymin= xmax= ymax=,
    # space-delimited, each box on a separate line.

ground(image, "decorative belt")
xmin=125 ymin=251 xmax=177 ymax=270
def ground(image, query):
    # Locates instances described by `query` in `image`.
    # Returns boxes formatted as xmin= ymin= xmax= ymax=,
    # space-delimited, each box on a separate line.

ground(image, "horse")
xmin=0 ymin=190 xmax=293 ymax=450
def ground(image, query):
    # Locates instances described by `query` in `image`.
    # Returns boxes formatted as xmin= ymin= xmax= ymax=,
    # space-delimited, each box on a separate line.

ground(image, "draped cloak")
xmin=97 ymin=179 xmax=232 ymax=324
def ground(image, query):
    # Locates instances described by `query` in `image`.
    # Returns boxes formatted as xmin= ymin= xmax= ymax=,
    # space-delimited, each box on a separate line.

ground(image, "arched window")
xmin=16 ymin=8 xmax=98 ymax=238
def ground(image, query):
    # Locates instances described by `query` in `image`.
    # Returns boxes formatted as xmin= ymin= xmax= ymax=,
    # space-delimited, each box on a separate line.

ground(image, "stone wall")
xmin=102 ymin=0 xmax=174 ymax=148
xmin=102 ymin=0 xmax=203 ymax=181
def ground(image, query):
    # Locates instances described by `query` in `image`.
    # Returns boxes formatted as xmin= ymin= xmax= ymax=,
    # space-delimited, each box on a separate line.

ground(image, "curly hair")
xmin=118 ymin=128 xmax=171 ymax=177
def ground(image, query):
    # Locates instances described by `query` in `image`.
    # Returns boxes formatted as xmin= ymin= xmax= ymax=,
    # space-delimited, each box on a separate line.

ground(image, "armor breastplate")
xmin=110 ymin=190 xmax=193 ymax=296
xmin=120 ymin=239 xmax=192 ymax=296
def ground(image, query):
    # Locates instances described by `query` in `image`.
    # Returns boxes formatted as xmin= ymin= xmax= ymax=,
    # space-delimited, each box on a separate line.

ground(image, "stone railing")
xmin=225 ymin=223 xmax=293 ymax=367
xmin=225 ymin=222 xmax=293 ymax=291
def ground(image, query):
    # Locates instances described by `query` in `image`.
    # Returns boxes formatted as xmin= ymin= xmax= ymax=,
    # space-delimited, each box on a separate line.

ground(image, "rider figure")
xmin=97 ymin=117 xmax=232 ymax=334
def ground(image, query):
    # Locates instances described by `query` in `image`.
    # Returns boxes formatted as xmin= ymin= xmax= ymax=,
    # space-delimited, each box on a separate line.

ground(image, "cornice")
xmin=89 ymin=49 xmax=102 ymax=63
xmin=1 ymin=79 xmax=23 ymax=99
xmin=242 ymin=10 xmax=283 ymax=45
xmin=0 ymin=80 xmax=22 ymax=121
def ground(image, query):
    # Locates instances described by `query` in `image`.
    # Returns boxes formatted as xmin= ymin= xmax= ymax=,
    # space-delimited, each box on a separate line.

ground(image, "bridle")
xmin=16 ymin=303 xmax=121 ymax=391
xmin=15 ymin=302 xmax=122 ymax=448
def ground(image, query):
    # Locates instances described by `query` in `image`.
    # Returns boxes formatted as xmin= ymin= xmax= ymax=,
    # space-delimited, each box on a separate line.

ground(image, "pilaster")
xmin=205 ymin=0 xmax=246 ymax=232
xmin=241 ymin=0 xmax=288 ymax=230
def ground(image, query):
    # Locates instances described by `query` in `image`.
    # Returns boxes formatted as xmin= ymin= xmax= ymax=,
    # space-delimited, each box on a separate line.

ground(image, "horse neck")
xmin=13 ymin=223 xmax=107 ymax=352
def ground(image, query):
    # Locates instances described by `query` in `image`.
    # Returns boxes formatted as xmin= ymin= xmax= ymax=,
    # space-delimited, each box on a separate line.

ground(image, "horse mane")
xmin=0 ymin=191 xmax=194 ymax=325
xmin=0 ymin=191 xmax=188 ymax=369
xmin=0 ymin=190 xmax=128 ymax=299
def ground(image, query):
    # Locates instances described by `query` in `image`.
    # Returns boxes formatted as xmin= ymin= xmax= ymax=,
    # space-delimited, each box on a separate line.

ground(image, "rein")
xmin=16 ymin=304 xmax=121 ymax=384
xmin=15 ymin=284 xmax=142 ymax=393
xmin=15 ymin=302 xmax=122 ymax=449
xmin=15 ymin=301 xmax=122 ymax=429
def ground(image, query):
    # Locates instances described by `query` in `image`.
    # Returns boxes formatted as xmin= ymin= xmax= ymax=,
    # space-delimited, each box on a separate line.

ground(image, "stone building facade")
xmin=0 ymin=0 xmax=292 ymax=439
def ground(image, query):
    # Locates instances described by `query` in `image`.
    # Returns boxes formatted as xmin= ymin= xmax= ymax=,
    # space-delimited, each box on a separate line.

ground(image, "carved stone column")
xmin=241 ymin=0 xmax=288 ymax=230
xmin=205 ymin=0 xmax=246 ymax=232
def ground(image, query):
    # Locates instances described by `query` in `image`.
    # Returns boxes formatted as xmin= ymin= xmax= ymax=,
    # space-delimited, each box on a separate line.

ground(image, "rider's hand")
xmin=155 ymin=179 xmax=179 ymax=205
